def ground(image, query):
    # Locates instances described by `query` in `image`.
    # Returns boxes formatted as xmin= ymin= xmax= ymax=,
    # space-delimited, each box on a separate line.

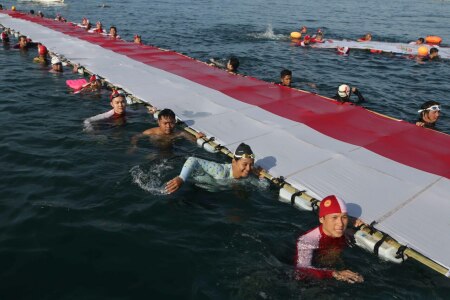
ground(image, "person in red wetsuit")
xmin=357 ymin=33 xmax=372 ymax=42
xmin=295 ymin=195 xmax=364 ymax=283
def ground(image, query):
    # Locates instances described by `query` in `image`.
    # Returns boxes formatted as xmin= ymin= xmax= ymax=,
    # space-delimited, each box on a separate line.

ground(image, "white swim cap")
xmin=51 ymin=56 xmax=61 ymax=65
xmin=338 ymin=84 xmax=350 ymax=98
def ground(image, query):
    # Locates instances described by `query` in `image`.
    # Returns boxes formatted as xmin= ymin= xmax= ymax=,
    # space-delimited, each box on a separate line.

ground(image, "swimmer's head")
xmin=338 ymin=84 xmax=351 ymax=99
xmin=51 ymin=56 xmax=63 ymax=72
xmin=96 ymin=21 xmax=102 ymax=29
xmin=157 ymin=108 xmax=176 ymax=135
xmin=300 ymin=26 xmax=307 ymax=33
xmin=337 ymin=46 xmax=349 ymax=55
xmin=134 ymin=34 xmax=142 ymax=44
xmin=30 ymin=9 xmax=34 ymax=15
xmin=417 ymin=38 xmax=424 ymax=45
xmin=110 ymin=91 xmax=126 ymax=115
xmin=280 ymin=69 xmax=292 ymax=87
xmin=429 ymin=47 xmax=439 ymax=59
xmin=319 ymin=195 xmax=348 ymax=238
xmin=418 ymin=100 xmax=441 ymax=124
xmin=232 ymin=143 xmax=255 ymax=179
xmin=18 ymin=35 xmax=28 ymax=47
xmin=109 ymin=26 xmax=117 ymax=37
xmin=227 ymin=57 xmax=240 ymax=73
xmin=38 ymin=43 xmax=48 ymax=56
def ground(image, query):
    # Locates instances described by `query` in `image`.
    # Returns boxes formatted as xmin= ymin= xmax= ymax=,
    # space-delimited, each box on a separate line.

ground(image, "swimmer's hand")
xmin=253 ymin=166 xmax=266 ymax=179
xmin=195 ymin=132 xmax=205 ymax=139
xmin=165 ymin=176 xmax=184 ymax=194
xmin=146 ymin=106 xmax=157 ymax=114
xmin=353 ymin=218 xmax=365 ymax=228
xmin=332 ymin=270 xmax=364 ymax=284
xmin=416 ymin=121 xmax=425 ymax=127
xmin=351 ymin=87 xmax=358 ymax=93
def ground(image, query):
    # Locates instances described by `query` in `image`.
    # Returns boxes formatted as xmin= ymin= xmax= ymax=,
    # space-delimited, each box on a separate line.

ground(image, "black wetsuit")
xmin=333 ymin=89 xmax=365 ymax=104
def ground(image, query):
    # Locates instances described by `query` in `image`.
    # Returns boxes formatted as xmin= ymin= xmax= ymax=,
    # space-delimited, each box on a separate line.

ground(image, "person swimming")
xmin=109 ymin=26 xmax=120 ymax=39
xmin=279 ymin=69 xmax=292 ymax=87
xmin=134 ymin=34 xmax=142 ymax=45
xmin=84 ymin=89 xmax=127 ymax=132
xmin=409 ymin=37 xmax=425 ymax=45
xmin=333 ymin=84 xmax=365 ymax=104
xmin=429 ymin=47 xmax=439 ymax=60
xmin=416 ymin=100 xmax=441 ymax=130
xmin=50 ymin=56 xmax=63 ymax=73
xmin=295 ymin=195 xmax=364 ymax=283
xmin=13 ymin=35 xmax=37 ymax=50
xmin=209 ymin=56 xmax=240 ymax=74
xmin=33 ymin=43 xmax=49 ymax=64
xmin=165 ymin=143 xmax=263 ymax=194
xmin=357 ymin=33 xmax=372 ymax=42
xmin=92 ymin=21 xmax=105 ymax=34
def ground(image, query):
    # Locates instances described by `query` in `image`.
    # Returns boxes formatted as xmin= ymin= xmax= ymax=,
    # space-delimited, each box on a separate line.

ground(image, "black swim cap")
xmin=234 ymin=143 xmax=254 ymax=159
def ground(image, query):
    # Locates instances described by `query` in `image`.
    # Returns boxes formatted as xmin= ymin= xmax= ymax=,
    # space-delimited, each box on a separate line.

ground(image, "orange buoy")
xmin=425 ymin=36 xmax=442 ymax=45
xmin=290 ymin=32 xmax=302 ymax=39
xmin=417 ymin=46 xmax=429 ymax=57
xmin=11 ymin=6 xmax=16 ymax=11
xmin=370 ymin=49 xmax=382 ymax=54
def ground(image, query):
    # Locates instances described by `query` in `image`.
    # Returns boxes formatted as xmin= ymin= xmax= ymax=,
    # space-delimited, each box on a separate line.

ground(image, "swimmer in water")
xmin=415 ymin=100 xmax=441 ymax=130
xmin=1 ymin=31 xmax=10 ymax=44
xmin=429 ymin=47 xmax=439 ymax=60
xmin=33 ymin=43 xmax=49 ymax=64
xmin=165 ymin=143 xmax=264 ymax=194
xmin=134 ymin=34 xmax=142 ymax=44
xmin=333 ymin=84 xmax=365 ymax=104
xmin=300 ymin=26 xmax=307 ymax=34
xmin=280 ymin=69 xmax=292 ymax=87
xmin=209 ymin=56 xmax=240 ymax=74
xmin=84 ymin=90 xmax=127 ymax=132
xmin=77 ymin=75 xmax=102 ymax=93
xmin=50 ymin=56 xmax=63 ymax=73
xmin=37 ymin=11 xmax=44 ymax=18
xmin=409 ymin=37 xmax=424 ymax=45
xmin=131 ymin=108 xmax=204 ymax=143
xmin=109 ymin=26 xmax=120 ymax=39
xmin=13 ymin=35 xmax=37 ymax=50
xmin=310 ymin=29 xmax=324 ymax=43
xmin=92 ymin=21 xmax=105 ymax=34
xmin=357 ymin=33 xmax=372 ymax=42
xmin=297 ymin=35 xmax=311 ymax=47
xmin=295 ymin=195 xmax=364 ymax=283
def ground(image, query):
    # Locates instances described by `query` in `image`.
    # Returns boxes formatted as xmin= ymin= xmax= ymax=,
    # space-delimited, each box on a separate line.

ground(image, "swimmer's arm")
xmin=179 ymin=130 xmax=205 ymax=142
xmin=352 ymin=88 xmax=365 ymax=103
xmin=296 ymin=241 xmax=334 ymax=280
xmin=208 ymin=58 xmax=225 ymax=69
xmin=165 ymin=157 xmax=201 ymax=194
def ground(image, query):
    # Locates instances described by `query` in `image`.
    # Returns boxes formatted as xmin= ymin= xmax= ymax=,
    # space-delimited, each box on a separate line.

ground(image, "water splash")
xmin=249 ymin=24 xmax=287 ymax=40
xmin=130 ymin=160 xmax=174 ymax=195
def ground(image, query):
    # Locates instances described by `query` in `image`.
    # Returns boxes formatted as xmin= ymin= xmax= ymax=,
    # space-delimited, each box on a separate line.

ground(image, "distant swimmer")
xmin=55 ymin=14 xmax=66 ymax=22
xmin=209 ymin=56 xmax=240 ymax=74
xmin=1 ymin=31 xmax=10 ymax=44
xmin=165 ymin=143 xmax=264 ymax=194
xmin=37 ymin=11 xmax=44 ymax=18
xmin=92 ymin=21 xmax=105 ymax=34
xmin=279 ymin=69 xmax=292 ymax=87
xmin=134 ymin=34 xmax=142 ymax=45
xmin=50 ymin=56 xmax=63 ymax=73
xmin=409 ymin=37 xmax=425 ymax=45
xmin=76 ymin=75 xmax=102 ymax=93
xmin=109 ymin=26 xmax=120 ymax=39
xmin=333 ymin=84 xmax=365 ymax=104
xmin=300 ymin=26 xmax=307 ymax=34
xmin=429 ymin=47 xmax=440 ymax=60
xmin=13 ymin=35 xmax=37 ymax=50
xmin=84 ymin=90 xmax=127 ymax=132
xmin=296 ymin=35 xmax=311 ymax=47
xmin=336 ymin=46 xmax=350 ymax=56
xmin=295 ymin=195 xmax=364 ymax=283
xmin=310 ymin=29 xmax=324 ymax=43
xmin=416 ymin=100 xmax=441 ymax=130
xmin=33 ymin=43 xmax=49 ymax=64
xmin=357 ymin=33 xmax=372 ymax=42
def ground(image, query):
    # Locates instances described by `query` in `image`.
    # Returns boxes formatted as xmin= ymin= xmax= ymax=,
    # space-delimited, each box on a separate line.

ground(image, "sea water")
xmin=0 ymin=0 xmax=449 ymax=298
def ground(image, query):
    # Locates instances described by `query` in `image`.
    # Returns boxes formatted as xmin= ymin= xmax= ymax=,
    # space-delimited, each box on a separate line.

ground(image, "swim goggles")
xmin=234 ymin=153 xmax=255 ymax=159
xmin=418 ymin=105 xmax=440 ymax=113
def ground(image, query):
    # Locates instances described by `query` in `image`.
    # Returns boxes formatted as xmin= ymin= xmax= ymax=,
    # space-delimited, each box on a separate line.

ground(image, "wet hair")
xmin=228 ymin=57 xmax=240 ymax=72
xmin=19 ymin=35 xmax=27 ymax=41
xmin=418 ymin=38 xmax=425 ymax=43
xmin=430 ymin=47 xmax=439 ymax=55
xmin=419 ymin=100 xmax=440 ymax=118
xmin=110 ymin=26 xmax=117 ymax=32
xmin=280 ymin=69 xmax=292 ymax=78
xmin=158 ymin=108 xmax=176 ymax=120
xmin=30 ymin=9 xmax=35 ymax=14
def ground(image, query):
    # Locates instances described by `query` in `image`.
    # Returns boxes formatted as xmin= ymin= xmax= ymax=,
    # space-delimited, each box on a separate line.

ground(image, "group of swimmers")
xmin=293 ymin=26 xmax=441 ymax=61
xmin=1 ymin=7 xmax=444 ymax=284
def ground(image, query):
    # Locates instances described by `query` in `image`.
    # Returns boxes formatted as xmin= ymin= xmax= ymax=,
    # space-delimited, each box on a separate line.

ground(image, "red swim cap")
xmin=319 ymin=195 xmax=347 ymax=218
xmin=38 ymin=44 xmax=48 ymax=55
xmin=304 ymin=35 xmax=311 ymax=40
xmin=89 ymin=74 xmax=97 ymax=82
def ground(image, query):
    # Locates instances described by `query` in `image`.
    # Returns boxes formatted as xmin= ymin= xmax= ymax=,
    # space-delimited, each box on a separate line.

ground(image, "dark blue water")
xmin=1 ymin=0 xmax=449 ymax=299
